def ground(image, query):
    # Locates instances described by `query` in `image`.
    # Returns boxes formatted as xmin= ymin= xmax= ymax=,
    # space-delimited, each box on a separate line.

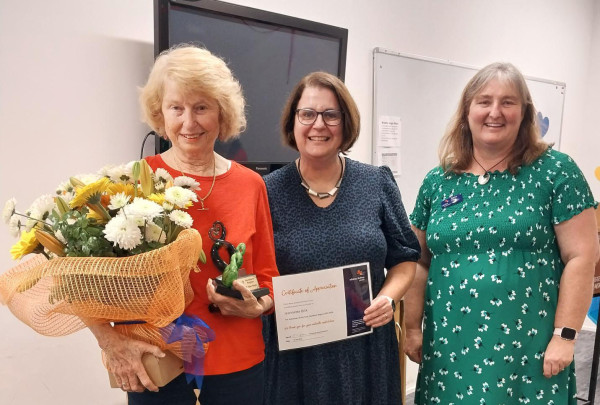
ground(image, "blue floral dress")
xmin=410 ymin=149 xmax=596 ymax=404
xmin=263 ymin=158 xmax=421 ymax=405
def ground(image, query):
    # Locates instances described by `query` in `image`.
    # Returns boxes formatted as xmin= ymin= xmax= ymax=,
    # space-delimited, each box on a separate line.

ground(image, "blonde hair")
xmin=139 ymin=45 xmax=246 ymax=141
xmin=280 ymin=72 xmax=361 ymax=153
xmin=439 ymin=62 xmax=548 ymax=174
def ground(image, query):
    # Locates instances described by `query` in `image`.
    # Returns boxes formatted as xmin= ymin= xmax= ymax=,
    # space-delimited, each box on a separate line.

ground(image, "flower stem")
xmin=13 ymin=212 xmax=51 ymax=227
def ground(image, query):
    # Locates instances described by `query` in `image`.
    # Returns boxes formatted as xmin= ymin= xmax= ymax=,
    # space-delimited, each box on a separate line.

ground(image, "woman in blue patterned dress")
xmin=262 ymin=72 xmax=421 ymax=404
xmin=404 ymin=62 xmax=599 ymax=404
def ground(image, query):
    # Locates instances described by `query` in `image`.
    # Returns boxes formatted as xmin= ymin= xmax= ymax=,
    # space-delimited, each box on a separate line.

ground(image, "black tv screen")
xmin=154 ymin=0 xmax=348 ymax=174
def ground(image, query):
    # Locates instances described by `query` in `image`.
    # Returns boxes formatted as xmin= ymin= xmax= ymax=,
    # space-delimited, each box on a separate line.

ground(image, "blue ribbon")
xmin=160 ymin=314 xmax=215 ymax=388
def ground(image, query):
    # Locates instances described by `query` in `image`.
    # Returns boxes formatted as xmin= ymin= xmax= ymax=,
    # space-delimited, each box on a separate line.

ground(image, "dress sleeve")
xmin=410 ymin=171 xmax=433 ymax=231
xmin=379 ymin=166 xmax=421 ymax=269
xmin=551 ymin=153 xmax=597 ymax=224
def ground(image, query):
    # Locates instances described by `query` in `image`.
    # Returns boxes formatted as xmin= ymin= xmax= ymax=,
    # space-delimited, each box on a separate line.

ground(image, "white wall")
xmin=0 ymin=1 xmax=598 ymax=403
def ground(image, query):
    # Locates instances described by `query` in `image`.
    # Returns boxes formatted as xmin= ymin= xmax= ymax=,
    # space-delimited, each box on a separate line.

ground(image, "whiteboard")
xmin=372 ymin=48 xmax=566 ymax=214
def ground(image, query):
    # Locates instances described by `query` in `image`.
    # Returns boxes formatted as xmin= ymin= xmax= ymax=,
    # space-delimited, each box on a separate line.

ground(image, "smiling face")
xmin=467 ymin=77 xmax=523 ymax=152
xmin=293 ymin=86 xmax=343 ymax=161
xmin=161 ymin=78 xmax=220 ymax=157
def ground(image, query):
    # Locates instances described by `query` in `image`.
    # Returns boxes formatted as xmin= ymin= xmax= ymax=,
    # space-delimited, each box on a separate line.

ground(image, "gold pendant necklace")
xmin=173 ymin=153 xmax=217 ymax=211
xmin=298 ymin=155 xmax=344 ymax=199
xmin=472 ymin=153 xmax=510 ymax=185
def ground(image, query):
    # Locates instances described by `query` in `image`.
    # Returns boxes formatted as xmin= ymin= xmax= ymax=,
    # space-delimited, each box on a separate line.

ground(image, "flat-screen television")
xmin=154 ymin=0 xmax=348 ymax=175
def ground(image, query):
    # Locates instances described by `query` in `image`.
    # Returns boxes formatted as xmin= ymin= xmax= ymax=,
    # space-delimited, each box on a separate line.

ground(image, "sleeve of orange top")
xmin=251 ymin=177 xmax=279 ymax=314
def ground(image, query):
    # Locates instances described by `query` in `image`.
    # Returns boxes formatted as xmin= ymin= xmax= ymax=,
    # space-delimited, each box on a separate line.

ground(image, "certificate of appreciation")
xmin=272 ymin=262 xmax=373 ymax=351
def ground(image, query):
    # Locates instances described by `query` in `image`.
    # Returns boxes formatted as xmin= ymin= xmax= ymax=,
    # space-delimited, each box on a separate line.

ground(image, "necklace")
xmin=173 ymin=153 xmax=217 ymax=211
xmin=472 ymin=153 xmax=510 ymax=185
xmin=298 ymin=155 xmax=344 ymax=199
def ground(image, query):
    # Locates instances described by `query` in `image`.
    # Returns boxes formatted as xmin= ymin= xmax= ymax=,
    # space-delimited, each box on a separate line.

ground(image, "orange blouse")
xmin=145 ymin=155 xmax=278 ymax=375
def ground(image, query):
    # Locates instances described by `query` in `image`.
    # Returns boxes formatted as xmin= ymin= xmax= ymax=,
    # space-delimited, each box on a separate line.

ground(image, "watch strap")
xmin=381 ymin=295 xmax=395 ymax=311
xmin=553 ymin=327 xmax=578 ymax=341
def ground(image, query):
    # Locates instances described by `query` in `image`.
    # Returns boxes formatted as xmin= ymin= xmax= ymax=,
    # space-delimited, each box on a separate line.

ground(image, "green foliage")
xmin=51 ymin=208 xmax=116 ymax=257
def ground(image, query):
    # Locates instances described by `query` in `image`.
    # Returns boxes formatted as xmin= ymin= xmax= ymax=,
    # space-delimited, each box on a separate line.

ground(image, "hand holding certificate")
xmin=272 ymin=263 xmax=372 ymax=351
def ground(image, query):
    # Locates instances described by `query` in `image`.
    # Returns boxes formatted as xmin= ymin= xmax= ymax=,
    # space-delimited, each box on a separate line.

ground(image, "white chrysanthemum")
xmin=8 ymin=215 xmax=21 ymax=237
xmin=144 ymin=221 xmax=166 ymax=243
xmin=128 ymin=214 xmax=146 ymax=227
xmin=125 ymin=160 xmax=137 ymax=172
xmin=29 ymin=194 xmax=56 ymax=225
xmin=2 ymin=198 xmax=17 ymax=224
xmin=56 ymin=180 xmax=75 ymax=195
xmin=164 ymin=186 xmax=198 ymax=208
xmin=162 ymin=201 xmax=175 ymax=211
xmin=106 ymin=164 xmax=129 ymax=183
xmin=60 ymin=192 xmax=75 ymax=204
xmin=24 ymin=211 xmax=36 ymax=232
xmin=103 ymin=216 xmax=143 ymax=250
xmin=72 ymin=173 xmax=102 ymax=185
xmin=154 ymin=168 xmax=173 ymax=184
xmin=108 ymin=192 xmax=131 ymax=210
xmin=169 ymin=210 xmax=193 ymax=228
xmin=174 ymin=176 xmax=201 ymax=191
xmin=98 ymin=164 xmax=116 ymax=178
xmin=123 ymin=197 xmax=164 ymax=221
xmin=107 ymin=163 xmax=134 ymax=184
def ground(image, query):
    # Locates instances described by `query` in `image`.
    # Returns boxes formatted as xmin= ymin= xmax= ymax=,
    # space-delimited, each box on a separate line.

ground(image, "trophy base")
xmin=214 ymin=275 xmax=270 ymax=300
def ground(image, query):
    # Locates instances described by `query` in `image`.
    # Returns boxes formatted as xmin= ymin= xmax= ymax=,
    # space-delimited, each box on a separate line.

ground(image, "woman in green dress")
xmin=404 ymin=62 xmax=599 ymax=404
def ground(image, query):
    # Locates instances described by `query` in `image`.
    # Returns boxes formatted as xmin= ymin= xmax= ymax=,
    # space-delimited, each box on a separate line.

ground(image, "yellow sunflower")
xmin=70 ymin=177 xmax=112 ymax=208
xmin=86 ymin=208 xmax=106 ymax=222
xmin=10 ymin=229 xmax=39 ymax=260
xmin=147 ymin=193 xmax=166 ymax=206
xmin=108 ymin=183 xmax=136 ymax=198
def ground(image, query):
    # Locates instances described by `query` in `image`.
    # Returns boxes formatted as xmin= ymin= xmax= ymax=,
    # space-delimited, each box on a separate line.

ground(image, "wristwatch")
xmin=553 ymin=327 xmax=578 ymax=341
xmin=381 ymin=295 xmax=396 ymax=312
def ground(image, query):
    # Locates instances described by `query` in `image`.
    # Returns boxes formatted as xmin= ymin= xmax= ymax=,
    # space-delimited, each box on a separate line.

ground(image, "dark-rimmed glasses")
xmin=296 ymin=108 xmax=343 ymax=126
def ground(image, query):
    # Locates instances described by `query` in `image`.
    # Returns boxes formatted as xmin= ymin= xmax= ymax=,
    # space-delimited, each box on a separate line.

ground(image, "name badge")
xmin=441 ymin=194 xmax=463 ymax=208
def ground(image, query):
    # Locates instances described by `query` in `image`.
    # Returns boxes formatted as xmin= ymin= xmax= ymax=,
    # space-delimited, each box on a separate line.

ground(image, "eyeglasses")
xmin=295 ymin=108 xmax=343 ymax=126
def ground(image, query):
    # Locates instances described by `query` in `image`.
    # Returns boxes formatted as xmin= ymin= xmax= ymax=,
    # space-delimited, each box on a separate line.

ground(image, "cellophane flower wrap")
xmin=0 ymin=159 xmax=214 ymax=380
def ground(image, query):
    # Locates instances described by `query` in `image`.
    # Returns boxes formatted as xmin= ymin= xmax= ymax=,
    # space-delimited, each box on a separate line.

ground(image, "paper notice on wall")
xmin=376 ymin=116 xmax=402 ymax=175
xmin=377 ymin=116 xmax=401 ymax=147
xmin=375 ymin=146 xmax=401 ymax=176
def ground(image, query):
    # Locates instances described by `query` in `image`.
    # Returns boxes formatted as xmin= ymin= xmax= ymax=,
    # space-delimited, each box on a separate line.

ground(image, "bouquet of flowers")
xmin=0 ymin=159 xmax=214 ymax=383
xmin=4 ymin=159 xmax=203 ymax=259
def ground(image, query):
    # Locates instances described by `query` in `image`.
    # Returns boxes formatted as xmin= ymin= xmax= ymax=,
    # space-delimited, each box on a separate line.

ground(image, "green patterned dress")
xmin=410 ymin=149 xmax=596 ymax=404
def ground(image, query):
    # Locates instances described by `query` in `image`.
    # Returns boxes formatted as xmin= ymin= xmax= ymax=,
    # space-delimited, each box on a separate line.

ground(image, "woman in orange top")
xmin=88 ymin=45 xmax=278 ymax=405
